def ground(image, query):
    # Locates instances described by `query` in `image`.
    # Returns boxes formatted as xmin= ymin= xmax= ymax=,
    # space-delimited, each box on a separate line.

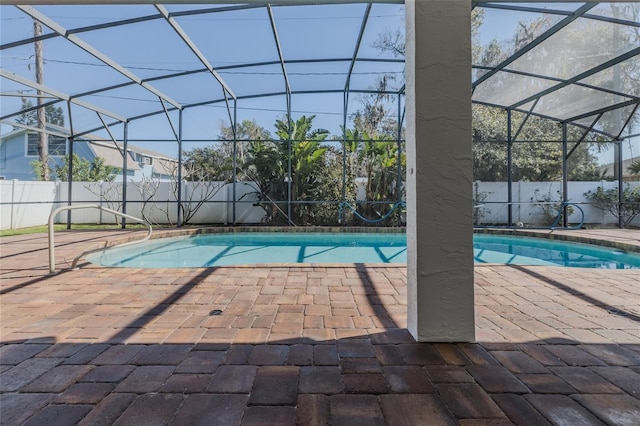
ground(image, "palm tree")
xmin=245 ymin=115 xmax=328 ymax=225
xmin=344 ymin=127 xmax=405 ymax=224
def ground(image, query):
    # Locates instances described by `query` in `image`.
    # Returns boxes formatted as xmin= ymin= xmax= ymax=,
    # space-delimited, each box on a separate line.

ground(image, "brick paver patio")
xmin=1 ymin=229 xmax=639 ymax=425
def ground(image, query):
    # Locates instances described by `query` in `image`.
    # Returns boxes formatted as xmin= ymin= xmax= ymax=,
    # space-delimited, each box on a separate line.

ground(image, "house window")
xmin=27 ymin=134 xmax=67 ymax=156
xmin=140 ymin=156 xmax=152 ymax=165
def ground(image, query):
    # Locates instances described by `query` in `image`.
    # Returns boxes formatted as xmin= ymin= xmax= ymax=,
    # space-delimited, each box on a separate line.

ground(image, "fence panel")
xmin=0 ymin=181 xmax=57 ymax=230
xmin=2 ymin=179 xmax=638 ymax=229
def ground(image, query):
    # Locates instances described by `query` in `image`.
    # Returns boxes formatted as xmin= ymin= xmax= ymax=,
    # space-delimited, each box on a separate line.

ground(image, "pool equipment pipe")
xmin=550 ymin=202 xmax=585 ymax=230
xmin=338 ymin=201 xmax=406 ymax=224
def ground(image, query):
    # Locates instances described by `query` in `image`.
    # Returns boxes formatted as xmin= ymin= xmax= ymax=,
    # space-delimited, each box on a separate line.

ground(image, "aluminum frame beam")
xmin=344 ymin=3 xmax=372 ymax=93
xmin=1 ymin=68 xmax=126 ymax=122
xmin=155 ymin=4 xmax=236 ymax=99
xmin=0 ymin=121 xmax=69 ymax=139
xmin=477 ymin=2 xmax=640 ymax=29
xmin=3 ymin=1 xmax=403 ymax=5
xmin=472 ymin=2 xmax=596 ymax=89
xmin=2 ymin=1 xmax=637 ymax=141
xmin=473 ymin=65 xmax=640 ymax=102
xmin=508 ymin=46 xmax=640 ymax=110
xmin=472 ymin=98 xmax=622 ymax=141
xmin=267 ymin=4 xmax=291 ymax=97
xmin=0 ymin=98 xmax=63 ymax=122
xmin=16 ymin=5 xmax=182 ymax=110
xmin=1 ymin=6 xmax=263 ymax=51
xmin=564 ymin=99 xmax=639 ymax=124
xmin=616 ymin=103 xmax=639 ymax=140
xmin=565 ymin=112 xmax=603 ymax=160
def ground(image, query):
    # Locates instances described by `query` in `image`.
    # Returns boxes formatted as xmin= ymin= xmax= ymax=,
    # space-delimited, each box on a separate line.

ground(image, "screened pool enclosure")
xmin=1 ymin=1 xmax=639 ymax=229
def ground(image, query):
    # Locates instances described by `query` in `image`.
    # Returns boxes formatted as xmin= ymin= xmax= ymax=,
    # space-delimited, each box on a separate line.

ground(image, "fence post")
xmin=10 ymin=179 xmax=17 ymax=230
xmin=99 ymin=181 xmax=103 ymax=224
xmin=54 ymin=180 xmax=60 ymax=227
xmin=224 ymin=183 xmax=229 ymax=225
xmin=516 ymin=181 xmax=522 ymax=224
xmin=601 ymin=180 xmax=607 ymax=226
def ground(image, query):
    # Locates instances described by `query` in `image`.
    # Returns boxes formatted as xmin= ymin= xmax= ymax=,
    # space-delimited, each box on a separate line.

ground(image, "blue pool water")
xmin=86 ymin=232 xmax=640 ymax=269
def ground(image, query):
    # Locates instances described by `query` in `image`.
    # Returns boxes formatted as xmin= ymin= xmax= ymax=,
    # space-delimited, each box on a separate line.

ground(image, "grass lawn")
xmin=0 ymin=223 xmax=150 ymax=237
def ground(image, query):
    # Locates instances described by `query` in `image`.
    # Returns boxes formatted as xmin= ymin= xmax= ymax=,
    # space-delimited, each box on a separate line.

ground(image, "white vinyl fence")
xmin=1 ymin=180 xmax=266 ymax=230
xmin=2 ymin=180 xmax=639 ymax=230
xmin=54 ymin=181 xmax=265 ymax=225
xmin=0 ymin=180 xmax=58 ymax=230
xmin=473 ymin=181 xmax=640 ymax=228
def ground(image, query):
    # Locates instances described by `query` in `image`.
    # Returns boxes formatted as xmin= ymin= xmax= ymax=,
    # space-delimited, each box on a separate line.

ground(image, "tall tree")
xmin=182 ymin=146 xmax=231 ymax=181
xmin=370 ymin=7 xmax=632 ymax=183
xmin=469 ymin=7 xmax=637 ymax=182
xmin=217 ymin=119 xmax=271 ymax=164
xmin=180 ymin=119 xmax=271 ymax=182
xmin=480 ymin=5 xmax=639 ymax=135
xmin=472 ymin=105 xmax=603 ymax=182
xmin=372 ymin=7 xmax=485 ymax=63
xmin=350 ymin=75 xmax=400 ymax=139
xmin=15 ymin=96 xmax=65 ymax=127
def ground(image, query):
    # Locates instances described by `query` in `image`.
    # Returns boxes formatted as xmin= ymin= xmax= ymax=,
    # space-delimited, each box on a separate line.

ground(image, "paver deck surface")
xmin=1 ymin=229 xmax=639 ymax=425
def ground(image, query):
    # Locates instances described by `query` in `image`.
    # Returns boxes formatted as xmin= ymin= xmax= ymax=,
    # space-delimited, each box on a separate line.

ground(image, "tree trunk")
xmin=34 ymin=20 xmax=49 ymax=181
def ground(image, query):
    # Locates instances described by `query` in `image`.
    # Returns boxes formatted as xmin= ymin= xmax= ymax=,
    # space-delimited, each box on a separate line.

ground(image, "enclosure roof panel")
xmin=1 ymin=1 xmax=639 ymax=140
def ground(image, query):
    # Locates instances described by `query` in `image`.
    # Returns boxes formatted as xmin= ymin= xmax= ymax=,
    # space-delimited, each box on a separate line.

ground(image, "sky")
xmin=0 ymin=2 xmax=405 ymax=145
xmin=1 ymin=2 xmax=638 ymax=163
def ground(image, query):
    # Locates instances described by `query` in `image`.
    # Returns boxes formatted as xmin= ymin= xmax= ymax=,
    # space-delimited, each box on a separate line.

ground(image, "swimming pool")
xmin=86 ymin=232 xmax=640 ymax=269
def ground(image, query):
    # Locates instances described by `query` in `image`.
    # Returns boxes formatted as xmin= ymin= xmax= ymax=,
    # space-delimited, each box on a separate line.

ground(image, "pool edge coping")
xmin=74 ymin=226 xmax=640 ymax=270
xmin=475 ymin=228 xmax=640 ymax=254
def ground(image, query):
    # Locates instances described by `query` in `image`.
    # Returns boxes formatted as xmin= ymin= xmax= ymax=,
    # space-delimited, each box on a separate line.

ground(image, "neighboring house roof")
xmin=88 ymin=141 xmax=141 ymax=172
xmin=125 ymin=144 xmax=172 ymax=160
xmin=88 ymin=140 xmax=178 ymax=176
xmin=153 ymin=157 xmax=177 ymax=177
xmin=1 ymin=123 xmax=70 ymax=140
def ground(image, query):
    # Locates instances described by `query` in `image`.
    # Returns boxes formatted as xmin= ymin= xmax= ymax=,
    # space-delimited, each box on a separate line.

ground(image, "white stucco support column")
xmin=405 ymin=0 xmax=475 ymax=342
